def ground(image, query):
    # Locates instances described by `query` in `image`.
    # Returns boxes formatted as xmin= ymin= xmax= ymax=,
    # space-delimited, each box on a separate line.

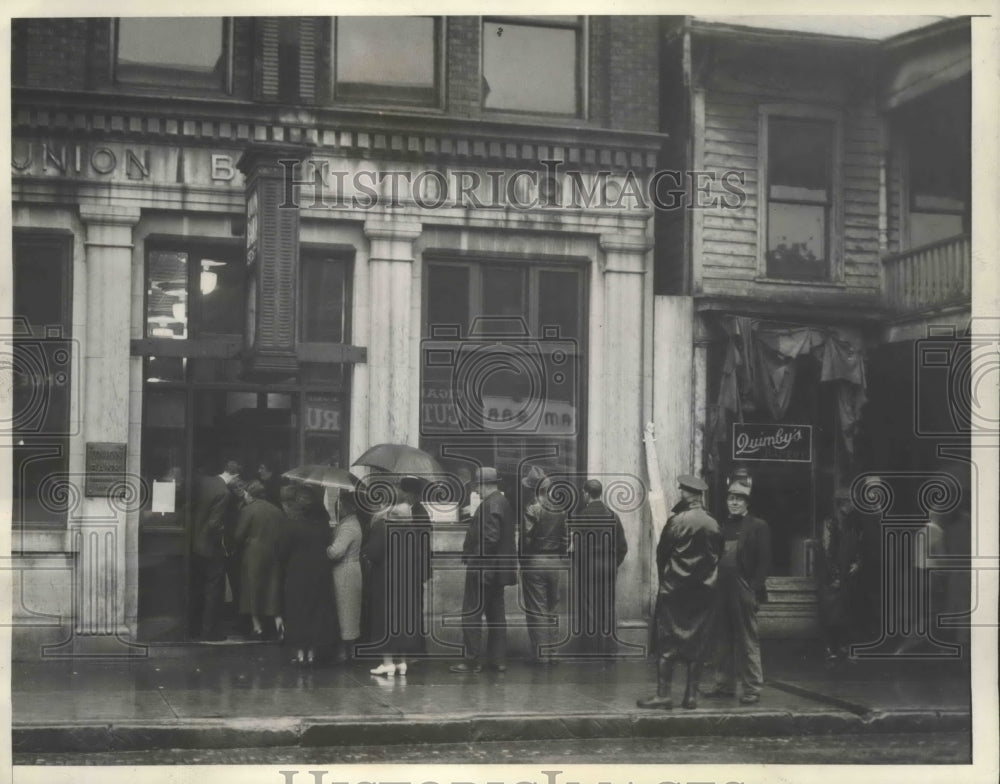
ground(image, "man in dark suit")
xmin=451 ymin=467 xmax=517 ymax=673
xmin=571 ymin=479 xmax=629 ymax=658
xmin=704 ymin=477 xmax=771 ymax=704
xmin=188 ymin=460 xmax=241 ymax=641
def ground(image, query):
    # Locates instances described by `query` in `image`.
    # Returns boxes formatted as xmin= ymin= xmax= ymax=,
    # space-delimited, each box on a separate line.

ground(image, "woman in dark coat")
xmin=233 ymin=480 xmax=287 ymax=640
xmin=281 ymin=484 xmax=339 ymax=664
xmin=361 ymin=478 xmax=433 ymax=676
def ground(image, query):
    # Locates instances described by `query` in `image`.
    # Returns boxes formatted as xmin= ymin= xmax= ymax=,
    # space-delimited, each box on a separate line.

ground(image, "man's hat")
xmin=473 ymin=467 xmax=499 ymax=484
xmin=678 ymin=474 xmax=708 ymax=493
xmin=521 ymin=465 xmax=549 ymax=490
xmin=727 ymin=479 xmax=752 ymax=498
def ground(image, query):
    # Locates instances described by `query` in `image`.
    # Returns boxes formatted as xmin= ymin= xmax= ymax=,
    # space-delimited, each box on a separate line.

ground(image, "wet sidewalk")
xmin=11 ymin=640 xmax=971 ymax=754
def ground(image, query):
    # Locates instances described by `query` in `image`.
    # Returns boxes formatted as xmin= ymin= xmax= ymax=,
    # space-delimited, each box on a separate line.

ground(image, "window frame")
xmin=757 ymin=104 xmax=844 ymax=283
xmin=112 ymin=17 xmax=234 ymax=95
xmin=12 ymin=230 xmax=75 ymax=528
xmin=901 ymin=134 xmax=970 ymax=251
xmin=298 ymin=246 xmax=354 ymax=346
xmin=328 ymin=16 xmax=444 ymax=109
xmin=480 ymin=15 xmax=587 ymax=119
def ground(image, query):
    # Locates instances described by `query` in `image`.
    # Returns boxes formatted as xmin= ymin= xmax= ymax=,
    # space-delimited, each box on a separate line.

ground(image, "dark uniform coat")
xmin=189 ymin=475 xmax=232 ymax=558
xmin=233 ymin=497 xmax=287 ymax=617
xmin=462 ymin=489 xmax=517 ymax=586
xmin=654 ymin=498 xmax=723 ymax=660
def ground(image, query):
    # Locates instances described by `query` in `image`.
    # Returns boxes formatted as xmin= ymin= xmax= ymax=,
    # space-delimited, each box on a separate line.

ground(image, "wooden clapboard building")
xmin=10 ymin=16 xmax=671 ymax=657
xmin=653 ymin=16 xmax=972 ymax=636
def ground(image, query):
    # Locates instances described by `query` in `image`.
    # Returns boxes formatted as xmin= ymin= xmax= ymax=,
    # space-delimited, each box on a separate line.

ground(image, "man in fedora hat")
xmin=451 ymin=467 xmax=517 ymax=673
xmin=518 ymin=465 xmax=569 ymax=665
xmin=704 ymin=475 xmax=771 ymax=704
xmin=638 ymin=474 xmax=722 ymax=710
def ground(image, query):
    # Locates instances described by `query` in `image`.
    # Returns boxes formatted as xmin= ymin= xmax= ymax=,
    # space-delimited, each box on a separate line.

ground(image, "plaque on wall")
xmin=85 ymin=442 xmax=127 ymax=496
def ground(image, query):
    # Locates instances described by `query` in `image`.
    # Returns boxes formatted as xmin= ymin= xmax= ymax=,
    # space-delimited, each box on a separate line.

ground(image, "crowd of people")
xmin=185 ymin=456 xmax=969 ymax=691
xmin=185 ymin=459 xmax=630 ymax=675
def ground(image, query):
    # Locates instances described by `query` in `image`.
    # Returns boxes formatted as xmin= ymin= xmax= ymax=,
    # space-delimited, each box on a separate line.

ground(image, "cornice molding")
xmin=13 ymin=88 xmax=666 ymax=173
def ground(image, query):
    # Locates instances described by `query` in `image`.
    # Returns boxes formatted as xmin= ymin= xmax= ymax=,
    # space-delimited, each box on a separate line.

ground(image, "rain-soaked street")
xmin=15 ymin=732 xmax=971 ymax=765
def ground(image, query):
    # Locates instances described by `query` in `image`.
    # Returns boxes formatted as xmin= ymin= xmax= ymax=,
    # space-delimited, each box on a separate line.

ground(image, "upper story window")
xmin=115 ymin=17 xmax=229 ymax=91
xmin=761 ymin=109 xmax=841 ymax=281
xmin=330 ymin=16 xmax=440 ymax=107
xmin=12 ymin=232 xmax=73 ymax=526
xmin=481 ymin=16 xmax=584 ymax=116
xmin=906 ymin=112 xmax=970 ymax=249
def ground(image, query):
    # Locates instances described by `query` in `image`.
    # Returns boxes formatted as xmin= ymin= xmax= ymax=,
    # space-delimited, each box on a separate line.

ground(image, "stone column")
xmin=46 ymin=204 xmax=144 ymax=656
xmin=597 ymin=233 xmax=652 ymax=654
xmin=363 ymin=218 xmax=422 ymax=446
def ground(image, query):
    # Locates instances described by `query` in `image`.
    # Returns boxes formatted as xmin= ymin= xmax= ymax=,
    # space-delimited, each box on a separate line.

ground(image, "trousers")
xmin=461 ymin=569 xmax=508 ymax=663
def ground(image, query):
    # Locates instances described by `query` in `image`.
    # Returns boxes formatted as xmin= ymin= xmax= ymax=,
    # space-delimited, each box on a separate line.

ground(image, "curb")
xmin=12 ymin=708 xmax=971 ymax=754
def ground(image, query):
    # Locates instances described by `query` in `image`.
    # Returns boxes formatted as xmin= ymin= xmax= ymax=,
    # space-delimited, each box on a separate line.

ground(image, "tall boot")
xmin=682 ymin=661 xmax=702 ymax=709
xmin=637 ymin=654 xmax=674 ymax=709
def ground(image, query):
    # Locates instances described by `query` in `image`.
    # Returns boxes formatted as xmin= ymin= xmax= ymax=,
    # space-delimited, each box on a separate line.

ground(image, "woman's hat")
xmin=727 ymin=480 xmax=752 ymax=498
xmin=521 ymin=465 xmax=549 ymax=490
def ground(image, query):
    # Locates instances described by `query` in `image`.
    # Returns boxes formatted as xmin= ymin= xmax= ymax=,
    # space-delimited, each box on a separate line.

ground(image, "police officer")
xmin=704 ymin=477 xmax=771 ymax=704
xmin=638 ymin=475 xmax=722 ymax=710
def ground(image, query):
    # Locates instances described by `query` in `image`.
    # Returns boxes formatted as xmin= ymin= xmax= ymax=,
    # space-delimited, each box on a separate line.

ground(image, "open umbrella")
xmin=352 ymin=443 xmax=444 ymax=480
xmin=282 ymin=465 xmax=361 ymax=491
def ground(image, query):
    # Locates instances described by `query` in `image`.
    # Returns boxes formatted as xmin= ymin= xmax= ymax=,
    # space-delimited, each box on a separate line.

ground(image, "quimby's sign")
xmin=732 ymin=423 xmax=812 ymax=463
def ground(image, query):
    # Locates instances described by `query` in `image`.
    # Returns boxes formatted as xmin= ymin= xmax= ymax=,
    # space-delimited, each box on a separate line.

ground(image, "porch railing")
xmin=882 ymin=234 xmax=971 ymax=312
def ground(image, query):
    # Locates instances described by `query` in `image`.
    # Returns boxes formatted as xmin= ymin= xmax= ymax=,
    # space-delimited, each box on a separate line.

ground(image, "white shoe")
xmin=370 ymin=663 xmax=396 ymax=676
xmin=396 ymin=662 xmax=407 ymax=676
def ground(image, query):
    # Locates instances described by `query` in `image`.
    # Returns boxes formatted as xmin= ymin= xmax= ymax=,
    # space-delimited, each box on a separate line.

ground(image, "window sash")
xmin=331 ymin=16 xmax=441 ymax=107
xmin=481 ymin=16 xmax=584 ymax=116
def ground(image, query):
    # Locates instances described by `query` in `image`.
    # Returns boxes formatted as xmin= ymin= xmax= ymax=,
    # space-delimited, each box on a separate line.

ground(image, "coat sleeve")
xmin=362 ymin=516 xmax=387 ymax=565
xmin=482 ymin=501 xmax=501 ymax=555
xmin=232 ymin=506 xmax=251 ymax=547
xmin=327 ymin=522 xmax=352 ymax=562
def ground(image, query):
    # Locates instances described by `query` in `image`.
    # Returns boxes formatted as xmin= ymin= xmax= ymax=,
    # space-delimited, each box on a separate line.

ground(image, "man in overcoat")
xmin=451 ymin=467 xmax=517 ymax=673
xmin=704 ymin=477 xmax=771 ymax=704
xmin=638 ymin=474 xmax=722 ymax=710
xmin=572 ymin=479 xmax=629 ymax=658
xmin=188 ymin=459 xmax=241 ymax=640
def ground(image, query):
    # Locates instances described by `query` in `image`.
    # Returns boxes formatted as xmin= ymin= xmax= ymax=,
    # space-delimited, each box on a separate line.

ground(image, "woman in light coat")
xmin=327 ymin=490 xmax=364 ymax=662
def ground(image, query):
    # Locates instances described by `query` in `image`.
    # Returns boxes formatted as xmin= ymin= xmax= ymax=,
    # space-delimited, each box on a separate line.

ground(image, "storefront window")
xmin=482 ymin=16 xmax=583 ymax=115
xmin=331 ymin=17 xmax=440 ymax=106
xmin=116 ymin=17 xmax=227 ymax=91
xmin=765 ymin=116 xmax=834 ymax=281
xmin=11 ymin=233 xmax=73 ymax=526
xmin=421 ymin=259 xmax=586 ymax=493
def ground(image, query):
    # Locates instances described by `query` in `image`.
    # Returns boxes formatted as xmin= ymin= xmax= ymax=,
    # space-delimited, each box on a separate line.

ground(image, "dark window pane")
xmin=278 ymin=18 xmax=301 ymax=101
xmin=13 ymin=239 xmax=65 ymax=334
xmin=147 ymin=250 xmax=188 ymax=339
xmin=482 ymin=20 xmax=578 ymax=114
xmin=301 ymin=257 xmax=348 ymax=343
xmin=195 ymin=255 xmax=244 ymax=337
xmin=538 ymin=270 xmax=580 ymax=340
xmin=768 ymin=118 xmax=832 ymax=197
xmin=426 ymin=265 xmax=470 ymax=337
xmin=335 ymin=17 xmax=437 ymax=104
xmin=12 ymin=235 xmax=72 ymax=526
xmin=117 ymin=18 xmax=224 ymax=89
xmin=481 ymin=267 xmax=526 ymax=334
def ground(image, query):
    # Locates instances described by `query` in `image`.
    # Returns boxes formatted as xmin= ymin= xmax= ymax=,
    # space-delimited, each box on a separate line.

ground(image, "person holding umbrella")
xmin=280 ymin=483 xmax=338 ymax=665
xmin=361 ymin=479 xmax=432 ymax=676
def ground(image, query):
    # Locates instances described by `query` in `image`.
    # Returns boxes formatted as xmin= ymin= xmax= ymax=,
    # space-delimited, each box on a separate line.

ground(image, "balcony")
xmin=882 ymin=234 xmax=971 ymax=314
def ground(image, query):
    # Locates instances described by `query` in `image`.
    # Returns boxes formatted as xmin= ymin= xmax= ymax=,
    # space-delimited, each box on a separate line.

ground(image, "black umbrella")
xmin=352 ymin=443 xmax=444 ymax=480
